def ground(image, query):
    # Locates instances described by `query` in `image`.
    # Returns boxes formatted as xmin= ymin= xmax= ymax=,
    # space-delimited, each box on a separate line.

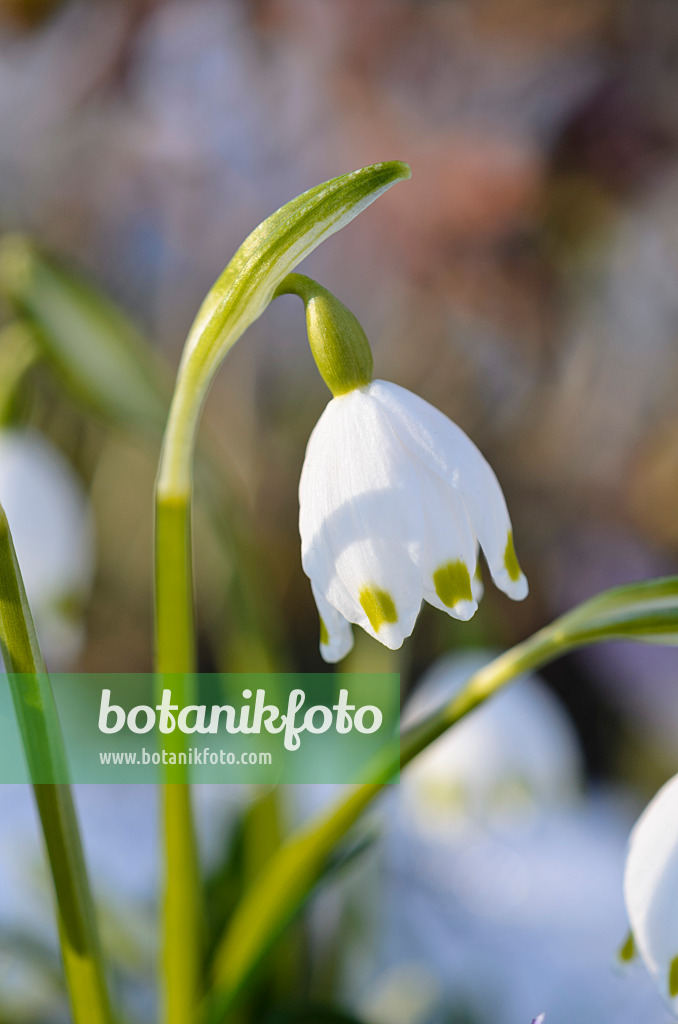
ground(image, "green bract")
xmin=182 ymin=161 xmax=409 ymax=383
xmin=158 ymin=161 xmax=411 ymax=497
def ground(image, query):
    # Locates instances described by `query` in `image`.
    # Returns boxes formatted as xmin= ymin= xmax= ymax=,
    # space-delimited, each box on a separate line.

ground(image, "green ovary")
xmin=359 ymin=586 xmax=398 ymax=632
xmin=433 ymin=560 xmax=473 ymax=607
xmin=669 ymin=955 xmax=678 ymax=998
xmin=504 ymin=532 xmax=522 ymax=582
xmin=319 ymin=618 xmax=329 ymax=646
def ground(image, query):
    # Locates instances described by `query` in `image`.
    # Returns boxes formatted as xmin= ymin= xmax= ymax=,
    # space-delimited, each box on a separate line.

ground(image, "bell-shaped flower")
xmin=624 ymin=771 xmax=678 ymax=1016
xmin=300 ymin=379 xmax=528 ymax=661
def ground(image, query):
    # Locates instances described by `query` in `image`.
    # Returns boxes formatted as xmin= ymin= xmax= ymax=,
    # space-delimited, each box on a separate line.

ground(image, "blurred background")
xmin=0 ymin=0 xmax=677 ymax=1022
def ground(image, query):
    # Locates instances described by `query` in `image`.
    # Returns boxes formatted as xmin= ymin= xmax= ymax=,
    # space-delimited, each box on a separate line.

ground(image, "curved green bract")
xmin=183 ymin=162 xmax=410 ymax=385
xmin=159 ymin=161 xmax=410 ymax=498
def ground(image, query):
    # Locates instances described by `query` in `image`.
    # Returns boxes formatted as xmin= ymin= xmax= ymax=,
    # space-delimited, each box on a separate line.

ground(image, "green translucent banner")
xmin=0 ymin=673 xmax=400 ymax=784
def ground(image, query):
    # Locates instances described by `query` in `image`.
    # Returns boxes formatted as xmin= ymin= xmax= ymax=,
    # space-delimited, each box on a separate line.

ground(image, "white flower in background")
xmin=300 ymin=381 xmax=528 ymax=662
xmin=351 ymin=651 xmax=665 ymax=1024
xmin=0 ymin=429 xmax=94 ymax=667
xmin=399 ymin=650 xmax=582 ymax=837
xmin=624 ymin=772 xmax=678 ymax=1016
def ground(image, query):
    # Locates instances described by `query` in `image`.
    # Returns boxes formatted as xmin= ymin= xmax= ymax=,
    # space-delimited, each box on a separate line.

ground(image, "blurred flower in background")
xmin=0 ymin=428 xmax=94 ymax=668
xmin=399 ymin=650 xmax=582 ymax=835
xmin=332 ymin=652 xmax=669 ymax=1024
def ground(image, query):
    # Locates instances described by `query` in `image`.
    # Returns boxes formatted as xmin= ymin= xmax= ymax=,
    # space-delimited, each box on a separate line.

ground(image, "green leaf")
xmin=0 ymin=505 xmax=114 ymax=1024
xmin=205 ymin=787 xmax=379 ymax=1023
xmin=551 ymin=575 xmax=678 ymax=647
xmin=0 ymin=235 xmax=168 ymax=437
xmin=0 ymin=322 xmax=38 ymax=424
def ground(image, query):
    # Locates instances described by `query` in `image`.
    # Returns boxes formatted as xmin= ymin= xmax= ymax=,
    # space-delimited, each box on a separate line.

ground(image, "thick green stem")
xmin=0 ymin=506 xmax=113 ymax=1024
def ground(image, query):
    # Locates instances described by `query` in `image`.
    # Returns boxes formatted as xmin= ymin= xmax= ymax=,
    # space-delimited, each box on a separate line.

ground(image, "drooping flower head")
xmin=285 ymin=273 xmax=528 ymax=662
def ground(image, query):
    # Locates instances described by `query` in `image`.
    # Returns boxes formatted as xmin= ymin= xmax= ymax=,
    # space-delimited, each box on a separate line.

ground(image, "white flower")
xmin=624 ymin=772 xmax=678 ymax=1016
xmin=299 ymin=380 xmax=528 ymax=662
xmin=0 ymin=429 xmax=94 ymax=668
xmin=399 ymin=650 xmax=582 ymax=836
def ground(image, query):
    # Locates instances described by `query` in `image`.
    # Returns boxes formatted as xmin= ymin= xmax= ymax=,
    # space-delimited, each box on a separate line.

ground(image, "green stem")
xmin=151 ymin=161 xmax=410 ymax=1022
xmin=204 ymin=621 xmax=584 ymax=1021
xmin=155 ymin=422 xmax=202 ymax=1023
xmin=0 ymin=506 xmax=113 ymax=1024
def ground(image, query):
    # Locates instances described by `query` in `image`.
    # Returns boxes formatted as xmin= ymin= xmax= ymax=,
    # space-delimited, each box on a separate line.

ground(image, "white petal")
xmin=624 ymin=773 xmax=678 ymax=1014
xmin=299 ymin=388 xmax=424 ymax=649
xmin=369 ymin=380 xmax=528 ymax=601
xmin=311 ymin=583 xmax=354 ymax=663
xmin=471 ymin=556 xmax=484 ymax=602
xmin=410 ymin=462 xmax=478 ymax=621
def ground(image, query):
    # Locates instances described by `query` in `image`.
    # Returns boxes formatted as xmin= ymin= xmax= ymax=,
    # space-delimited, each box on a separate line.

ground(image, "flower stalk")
xmin=154 ymin=491 xmax=202 ymax=1024
xmin=0 ymin=503 xmax=113 ymax=1024
xmin=154 ymin=162 xmax=411 ymax=1024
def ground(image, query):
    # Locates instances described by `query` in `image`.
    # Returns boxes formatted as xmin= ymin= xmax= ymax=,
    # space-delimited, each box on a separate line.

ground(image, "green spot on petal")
xmin=433 ymin=560 xmax=473 ymax=607
xmin=359 ymin=586 xmax=398 ymax=632
xmin=504 ymin=531 xmax=522 ymax=583
xmin=669 ymin=955 xmax=678 ymax=998
xmin=319 ymin=617 xmax=329 ymax=647
xmin=618 ymin=931 xmax=636 ymax=963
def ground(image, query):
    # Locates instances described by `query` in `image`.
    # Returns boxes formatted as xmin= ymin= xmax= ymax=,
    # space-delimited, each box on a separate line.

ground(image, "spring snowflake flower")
xmin=299 ymin=379 xmax=528 ymax=662
xmin=0 ymin=429 xmax=94 ymax=668
xmin=399 ymin=650 xmax=581 ymax=836
xmin=624 ymin=772 xmax=678 ymax=1015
